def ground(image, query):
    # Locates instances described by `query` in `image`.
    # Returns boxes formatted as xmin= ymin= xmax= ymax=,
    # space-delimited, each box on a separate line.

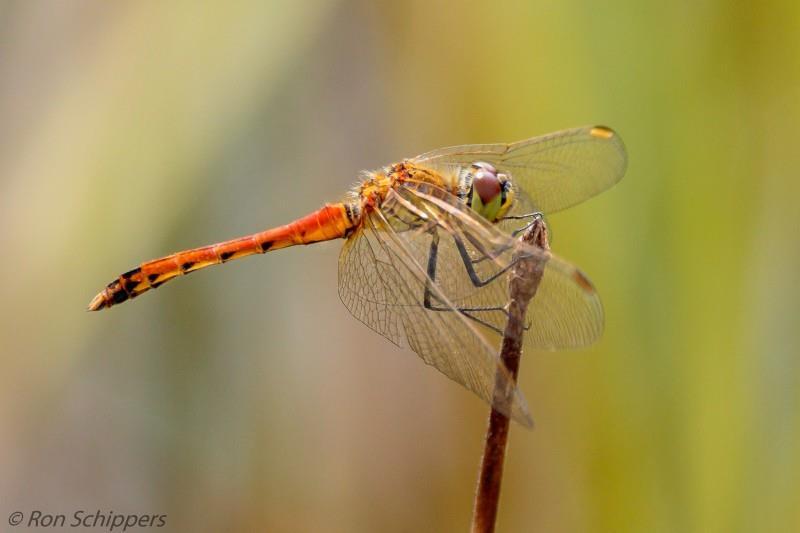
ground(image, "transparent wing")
xmin=392 ymin=181 xmax=604 ymax=350
xmin=338 ymin=194 xmax=533 ymax=426
xmin=411 ymin=125 xmax=627 ymax=213
xmin=338 ymin=221 xmax=404 ymax=347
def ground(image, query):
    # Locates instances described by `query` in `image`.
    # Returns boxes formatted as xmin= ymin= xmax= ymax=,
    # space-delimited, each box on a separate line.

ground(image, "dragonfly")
xmin=89 ymin=125 xmax=627 ymax=426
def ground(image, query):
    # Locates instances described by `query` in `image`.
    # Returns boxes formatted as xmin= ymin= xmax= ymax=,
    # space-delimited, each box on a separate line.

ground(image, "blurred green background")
xmin=1 ymin=1 xmax=798 ymax=532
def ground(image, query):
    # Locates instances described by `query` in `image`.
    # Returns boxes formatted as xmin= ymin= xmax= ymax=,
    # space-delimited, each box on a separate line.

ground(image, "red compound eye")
xmin=473 ymin=168 xmax=501 ymax=204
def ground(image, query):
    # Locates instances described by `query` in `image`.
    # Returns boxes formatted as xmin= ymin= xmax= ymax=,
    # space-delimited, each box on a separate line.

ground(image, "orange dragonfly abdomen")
xmin=89 ymin=202 xmax=357 ymax=310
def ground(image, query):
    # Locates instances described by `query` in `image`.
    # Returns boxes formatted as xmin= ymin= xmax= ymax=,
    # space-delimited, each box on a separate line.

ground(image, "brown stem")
xmin=471 ymin=218 xmax=550 ymax=533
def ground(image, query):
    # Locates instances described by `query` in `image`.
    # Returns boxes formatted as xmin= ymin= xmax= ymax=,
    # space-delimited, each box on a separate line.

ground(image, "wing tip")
xmin=518 ymin=411 xmax=535 ymax=429
xmin=589 ymin=125 xmax=628 ymax=166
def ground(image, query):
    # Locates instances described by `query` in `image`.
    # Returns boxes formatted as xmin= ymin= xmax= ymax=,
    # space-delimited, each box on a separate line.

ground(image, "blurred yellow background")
xmin=1 ymin=1 xmax=798 ymax=532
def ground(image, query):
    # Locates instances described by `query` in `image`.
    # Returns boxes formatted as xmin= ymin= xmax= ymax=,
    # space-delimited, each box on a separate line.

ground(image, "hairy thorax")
xmin=360 ymin=162 xmax=458 ymax=205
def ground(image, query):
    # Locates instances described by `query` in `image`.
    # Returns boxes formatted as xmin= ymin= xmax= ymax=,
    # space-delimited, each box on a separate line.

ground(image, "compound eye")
xmin=473 ymin=168 xmax=501 ymax=204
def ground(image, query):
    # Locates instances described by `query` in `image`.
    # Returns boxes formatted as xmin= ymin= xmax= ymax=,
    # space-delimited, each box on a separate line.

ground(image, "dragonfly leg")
xmin=470 ymin=242 xmax=514 ymax=266
xmin=460 ymin=311 xmax=505 ymax=335
xmin=506 ymin=212 xmax=544 ymax=237
xmin=501 ymin=211 xmax=543 ymax=221
xmin=468 ymin=213 xmax=542 ymax=265
xmin=453 ymin=233 xmax=522 ymax=288
xmin=422 ymin=229 xmax=442 ymax=309
xmin=422 ymin=230 xmax=507 ymax=335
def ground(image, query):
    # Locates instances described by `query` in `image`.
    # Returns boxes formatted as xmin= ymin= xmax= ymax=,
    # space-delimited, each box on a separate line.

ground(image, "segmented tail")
xmin=88 ymin=203 xmax=355 ymax=311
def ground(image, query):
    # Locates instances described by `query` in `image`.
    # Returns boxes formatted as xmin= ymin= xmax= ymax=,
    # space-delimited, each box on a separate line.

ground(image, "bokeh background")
xmin=1 ymin=1 xmax=798 ymax=532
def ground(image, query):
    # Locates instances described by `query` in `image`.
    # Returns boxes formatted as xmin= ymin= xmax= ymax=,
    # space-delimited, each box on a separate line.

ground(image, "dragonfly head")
xmin=466 ymin=162 xmax=515 ymax=223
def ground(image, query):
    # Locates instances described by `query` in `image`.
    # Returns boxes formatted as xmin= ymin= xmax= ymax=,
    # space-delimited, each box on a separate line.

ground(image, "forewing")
xmin=396 ymin=182 xmax=604 ymax=350
xmin=338 ymin=193 xmax=533 ymax=426
xmin=411 ymin=125 xmax=627 ymax=213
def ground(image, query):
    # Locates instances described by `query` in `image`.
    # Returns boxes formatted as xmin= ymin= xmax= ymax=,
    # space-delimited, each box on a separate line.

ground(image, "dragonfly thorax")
xmin=460 ymin=162 xmax=515 ymax=223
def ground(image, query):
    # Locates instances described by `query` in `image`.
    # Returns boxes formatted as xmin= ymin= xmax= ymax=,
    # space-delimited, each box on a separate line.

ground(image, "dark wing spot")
xmin=148 ymin=274 xmax=159 ymax=282
xmin=181 ymin=261 xmax=195 ymax=271
xmin=572 ymin=270 xmax=595 ymax=293
xmin=260 ymin=240 xmax=274 ymax=252
xmin=220 ymin=251 xmax=234 ymax=261
xmin=124 ymin=280 xmax=139 ymax=293
xmin=122 ymin=267 xmax=142 ymax=279
xmin=590 ymin=126 xmax=615 ymax=139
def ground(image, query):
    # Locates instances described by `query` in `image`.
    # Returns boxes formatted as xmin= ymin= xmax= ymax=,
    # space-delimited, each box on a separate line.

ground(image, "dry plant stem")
xmin=471 ymin=218 xmax=550 ymax=533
